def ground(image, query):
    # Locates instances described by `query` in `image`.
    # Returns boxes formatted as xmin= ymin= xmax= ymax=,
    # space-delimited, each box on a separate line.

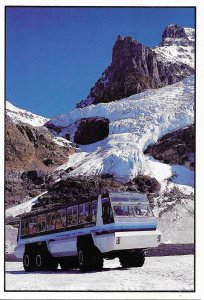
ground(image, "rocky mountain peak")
xmin=112 ymin=35 xmax=149 ymax=65
xmin=161 ymin=24 xmax=194 ymax=46
xmin=77 ymin=25 xmax=194 ymax=108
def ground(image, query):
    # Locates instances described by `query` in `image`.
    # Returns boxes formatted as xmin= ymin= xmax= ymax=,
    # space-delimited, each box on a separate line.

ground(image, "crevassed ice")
xmin=54 ymin=75 xmax=194 ymax=183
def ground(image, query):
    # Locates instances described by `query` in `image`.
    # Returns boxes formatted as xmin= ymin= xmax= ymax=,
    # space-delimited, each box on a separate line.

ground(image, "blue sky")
xmin=6 ymin=7 xmax=195 ymax=117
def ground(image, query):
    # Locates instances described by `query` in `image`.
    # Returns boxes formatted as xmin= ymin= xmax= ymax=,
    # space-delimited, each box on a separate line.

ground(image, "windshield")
xmin=112 ymin=203 xmax=153 ymax=217
xmin=110 ymin=192 xmax=153 ymax=218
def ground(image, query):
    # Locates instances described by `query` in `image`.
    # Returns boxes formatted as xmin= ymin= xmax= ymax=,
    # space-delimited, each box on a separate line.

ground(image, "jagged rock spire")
xmin=76 ymin=25 xmax=194 ymax=108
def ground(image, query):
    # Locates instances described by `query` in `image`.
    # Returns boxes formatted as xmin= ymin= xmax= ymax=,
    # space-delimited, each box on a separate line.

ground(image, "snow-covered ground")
xmin=5 ymin=255 xmax=194 ymax=291
xmin=6 ymin=100 xmax=49 ymax=126
xmin=50 ymin=75 xmax=194 ymax=183
xmin=147 ymin=157 xmax=194 ymax=191
xmin=5 ymin=226 xmax=18 ymax=255
xmin=156 ymin=197 xmax=194 ymax=244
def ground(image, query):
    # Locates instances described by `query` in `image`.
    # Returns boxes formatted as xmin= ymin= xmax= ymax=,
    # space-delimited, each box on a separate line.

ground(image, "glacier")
xmin=49 ymin=75 xmax=194 ymax=183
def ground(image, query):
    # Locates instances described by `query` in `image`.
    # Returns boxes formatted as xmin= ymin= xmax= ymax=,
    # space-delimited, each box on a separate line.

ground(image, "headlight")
xmin=116 ymin=237 xmax=120 ymax=244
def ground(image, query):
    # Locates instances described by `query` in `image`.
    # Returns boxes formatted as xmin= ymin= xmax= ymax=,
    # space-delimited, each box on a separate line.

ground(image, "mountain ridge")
xmin=76 ymin=24 xmax=194 ymax=108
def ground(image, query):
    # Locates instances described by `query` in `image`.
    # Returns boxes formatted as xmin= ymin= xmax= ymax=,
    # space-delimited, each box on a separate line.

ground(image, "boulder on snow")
xmin=74 ymin=117 xmax=109 ymax=145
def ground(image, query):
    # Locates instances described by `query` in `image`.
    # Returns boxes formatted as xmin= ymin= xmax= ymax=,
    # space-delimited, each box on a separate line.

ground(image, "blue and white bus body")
xmin=14 ymin=192 xmax=161 ymax=271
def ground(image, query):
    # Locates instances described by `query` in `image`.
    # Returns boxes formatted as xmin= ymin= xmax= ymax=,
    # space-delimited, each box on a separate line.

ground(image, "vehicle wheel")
xmin=133 ymin=251 xmax=145 ymax=267
xmin=48 ymin=256 xmax=58 ymax=271
xmin=78 ymin=247 xmax=103 ymax=272
xmin=34 ymin=250 xmax=58 ymax=271
xmin=34 ymin=252 xmax=46 ymax=271
xmin=78 ymin=248 xmax=89 ymax=272
xmin=59 ymin=257 xmax=77 ymax=271
xmin=91 ymin=249 xmax=103 ymax=271
xmin=23 ymin=252 xmax=34 ymax=272
xmin=119 ymin=250 xmax=145 ymax=268
xmin=119 ymin=254 xmax=132 ymax=268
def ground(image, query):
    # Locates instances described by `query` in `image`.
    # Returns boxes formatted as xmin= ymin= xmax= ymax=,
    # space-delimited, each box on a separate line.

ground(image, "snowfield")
xmin=5 ymin=226 xmax=18 ymax=255
xmin=50 ymin=75 xmax=194 ymax=183
xmin=5 ymin=255 xmax=194 ymax=291
xmin=6 ymin=101 xmax=49 ymax=126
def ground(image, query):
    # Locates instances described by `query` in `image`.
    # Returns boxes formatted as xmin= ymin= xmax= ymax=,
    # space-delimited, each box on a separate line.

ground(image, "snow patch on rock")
xmin=6 ymin=101 xmax=49 ymax=127
xmin=6 ymin=192 xmax=46 ymax=218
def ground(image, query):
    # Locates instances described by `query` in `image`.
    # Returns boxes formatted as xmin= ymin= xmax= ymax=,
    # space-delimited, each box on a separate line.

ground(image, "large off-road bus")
xmin=15 ymin=192 xmax=161 ymax=272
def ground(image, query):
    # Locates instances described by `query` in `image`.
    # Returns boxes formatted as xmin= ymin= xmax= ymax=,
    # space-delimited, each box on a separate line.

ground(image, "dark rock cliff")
xmin=77 ymin=27 xmax=194 ymax=108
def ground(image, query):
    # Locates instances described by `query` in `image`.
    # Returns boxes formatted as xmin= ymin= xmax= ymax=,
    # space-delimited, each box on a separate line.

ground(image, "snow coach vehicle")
xmin=14 ymin=192 xmax=161 ymax=272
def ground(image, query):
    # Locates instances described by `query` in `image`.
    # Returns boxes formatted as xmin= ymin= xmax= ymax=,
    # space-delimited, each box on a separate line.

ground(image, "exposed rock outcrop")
xmin=6 ymin=115 xmax=75 ymax=171
xmin=77 ymin=26 xmax=194 ymax=108
xmin=5 ymin=116 xmax=75 ymax=208
xmin=30 ymin=174 xmax=160 ymax=212
xmin=144 ymin=124 xmax=195 ymax=170
xmin=127 ymin=175 xmax=161 ymax=200
xmin=74 ymin=117 xmax=109 ymax=145
xmin=33 ymin=175 xmax=126 ymax=209
xmin=5 ymin=169 xmax=47 ymax=207
xmin=161 ymin=24 xmax=194 ymax=47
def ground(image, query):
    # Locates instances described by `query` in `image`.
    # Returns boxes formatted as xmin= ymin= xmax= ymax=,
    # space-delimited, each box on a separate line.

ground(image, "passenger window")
xmin=46 ymin=212 xmax=56 ymax=231
xmin=29 ymin=216 xmax=37 ymax=234
xmin=36 ymin=214 xmax=46 ymax=233
xmin=56 ymin=209 xmax=67 ymax=229
xmin=79 ymin=203 xmax=90 ymax=224
xmin=67 ymin=207 xmax=73 ymax=226
xmin=24 ymin=218 xmax=29 ymax=235
xmin=72 ymin=205 xmax=78 ymax=225
xmin=79 ymin=204 xmax=85 ymax=224
xmin=85 ymin=203 xmax=91 ymax=223
xmin=67 ymin=206 xmax=78 ymax=226
xmin=91 ymin=200 xmax=97 ymax=223
xmin=21 ymin=218 xmax=26 ymax=236
xmin=102 ymin=199 xmax=114 ymax=224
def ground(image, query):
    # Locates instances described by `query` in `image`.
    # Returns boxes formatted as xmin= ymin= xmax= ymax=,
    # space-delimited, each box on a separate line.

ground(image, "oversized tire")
xmin=91 ymin=249 xmax=103 ymax=271
xmin=119 ymin=250 xmax=145 ymax=268
xmin=77 ymin=235 xmax=103 ymax=272
xmin=78 ymin=247 xmax=103 ymax=272
xmin=34 ymin=250 xmax=58 ymax=271
xmin=78 ymin=248 xmax=91 ymax=272
xmin=134 ymin=251 xmax=145 ymax=267
xmin=23 ymin=252 xmax=34 ymax=272
xmin=59 ymin=257 xmax=78 ymax=271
